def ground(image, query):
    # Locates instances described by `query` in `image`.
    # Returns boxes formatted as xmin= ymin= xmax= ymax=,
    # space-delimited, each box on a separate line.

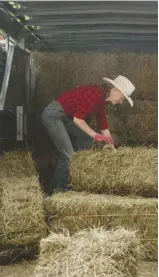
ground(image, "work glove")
xmin=94 ymin=133 xmax=113 ymax=144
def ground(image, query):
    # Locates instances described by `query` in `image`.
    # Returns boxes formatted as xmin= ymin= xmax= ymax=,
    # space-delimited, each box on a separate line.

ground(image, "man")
xmin=42 ymin=75 xmax=135 ymax=193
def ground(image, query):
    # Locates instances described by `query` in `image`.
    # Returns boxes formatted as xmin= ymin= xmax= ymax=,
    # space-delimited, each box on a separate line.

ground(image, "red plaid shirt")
xmin=56 ymin=85 xmax=109 ymax=130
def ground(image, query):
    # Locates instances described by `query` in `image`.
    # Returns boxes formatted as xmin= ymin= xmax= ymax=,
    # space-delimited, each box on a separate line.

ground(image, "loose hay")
xmin=0 ymin=151 xmax=47 ymax=263
xmin=34 ymin=228 xmax=140 ymax=277
xmin=44 ymin=191 xmax=158 ymax=261
xmin=70 ymin=147 xmax=157 ymax=197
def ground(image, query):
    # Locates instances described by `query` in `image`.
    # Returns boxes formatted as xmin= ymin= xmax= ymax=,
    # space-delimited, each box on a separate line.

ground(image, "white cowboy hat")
xmin=102 ymin=75 xmax=135 ymax=107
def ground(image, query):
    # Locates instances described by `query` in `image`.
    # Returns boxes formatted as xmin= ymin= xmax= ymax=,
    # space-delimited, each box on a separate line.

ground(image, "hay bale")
xmin=119 ymin=100 xmax=158 ymax=115
xmin=0 ymin=150 xmax=37 ymax=178
xmin=34 ymin=227 xmax=140 ymax=277
xmin=116 ymin=53 xmax=157 ymax=101
xmin=0 ymin=151 xmax=47 ymax=263
xmin=70 ymin=147 xmax=157 ymax=197
xmin=116 ymin=100 xmax=158 ymax=145
xmin=33 ymin=51 xmax=119 ymax=112
xmin=44 ymin=191 xmax=157 ymax=261
xmin=33 ymin=52 xmax=157 ymax=111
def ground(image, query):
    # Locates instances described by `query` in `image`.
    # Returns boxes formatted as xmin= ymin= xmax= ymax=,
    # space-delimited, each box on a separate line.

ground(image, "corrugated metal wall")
xmin=19 ymin=1 xmax=158 ymax=52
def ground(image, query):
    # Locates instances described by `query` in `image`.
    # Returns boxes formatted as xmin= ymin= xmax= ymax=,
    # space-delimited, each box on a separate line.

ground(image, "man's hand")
xmin=94 ymin=133 xmax=113 ymax=144
xmin=100 ymin=129 xmax=113 ymax=144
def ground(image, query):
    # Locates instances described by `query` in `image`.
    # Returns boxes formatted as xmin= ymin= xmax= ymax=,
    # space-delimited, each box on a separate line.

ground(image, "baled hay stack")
xmin=70 ymin=147 xmax=157 ymax=197
xmin=0 ymin=151 xmax=47 ymax=263
xmin=44 ymin=191 xmax=158 ymax=261
xmin=33 ymin=52 xmax=157 ymax=112
xmin=116 ymin=53 xmax=157 ymax=101
xmin=33 ymin=51 xmax=119 ymax=112
xmin=34 ymin=228 xmax=140 ymax=277
xmin=117 ymin=100 xmax=158 ymax=145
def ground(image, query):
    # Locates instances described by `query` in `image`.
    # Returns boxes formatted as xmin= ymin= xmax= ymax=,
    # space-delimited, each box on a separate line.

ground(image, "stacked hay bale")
xmin=0 ymin=151 xmax=47 ymax=264
xmin=34 ymin=228 xmax=140 ymax=277
xmin=45 ymin=192 xmax=157 ymax=261
xmin=33 ymin=52 xmax=157 ymax=109
xmin=117 ymin=53 xmax=157 ymax=102
xmin=44 ymin=147 xmax=158 ymax=261
xmin=32 ymin=51 xmax=119 ymax=112
xmin=115 ymin=100 xmax=158 ymax=146
xmin=70 ymin=147 xmax=157 ymax=197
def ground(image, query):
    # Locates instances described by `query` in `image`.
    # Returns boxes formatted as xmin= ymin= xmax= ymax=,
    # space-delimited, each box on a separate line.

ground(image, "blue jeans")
xmin=42 ymin=101 xmax=93 ymax=193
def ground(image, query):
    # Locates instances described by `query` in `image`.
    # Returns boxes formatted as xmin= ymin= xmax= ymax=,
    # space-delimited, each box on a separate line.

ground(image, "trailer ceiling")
xmin=0 ymin=1 xmax=158 ymax=53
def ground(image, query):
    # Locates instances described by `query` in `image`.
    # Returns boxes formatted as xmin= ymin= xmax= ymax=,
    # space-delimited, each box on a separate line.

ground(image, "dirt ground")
xmin=0 ymin=260 xmax=158 ymax=277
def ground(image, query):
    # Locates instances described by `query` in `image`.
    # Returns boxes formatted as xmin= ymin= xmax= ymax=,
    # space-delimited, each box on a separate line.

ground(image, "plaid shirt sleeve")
xmin=96 ymin=106 xmax=109 ymax=130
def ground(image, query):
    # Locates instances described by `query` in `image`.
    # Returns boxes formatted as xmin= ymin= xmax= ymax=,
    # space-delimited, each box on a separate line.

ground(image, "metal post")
xmin=16 ymin=106 xmax=24 ymax=141
xmin=0 ymin=44 xmax=14 ymax=110
xmin=30 ymin=56 xmax=36 ymax=100
xmin=5 ymin=35 xmax=9 ymax=52
xmin=25 ymin=54 xmax=30 ymax=109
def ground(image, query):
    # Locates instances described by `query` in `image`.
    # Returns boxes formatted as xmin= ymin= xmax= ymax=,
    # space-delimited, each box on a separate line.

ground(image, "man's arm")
xmin=101 ymin=128 xmax=111 ymax=137
xmin=73 ymin=117 xmax=113 ymax=143
xmin=96 ymin=107 xmax=113 ymax=143
xmin=73 ymin=117 xmax=96 ymax=138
